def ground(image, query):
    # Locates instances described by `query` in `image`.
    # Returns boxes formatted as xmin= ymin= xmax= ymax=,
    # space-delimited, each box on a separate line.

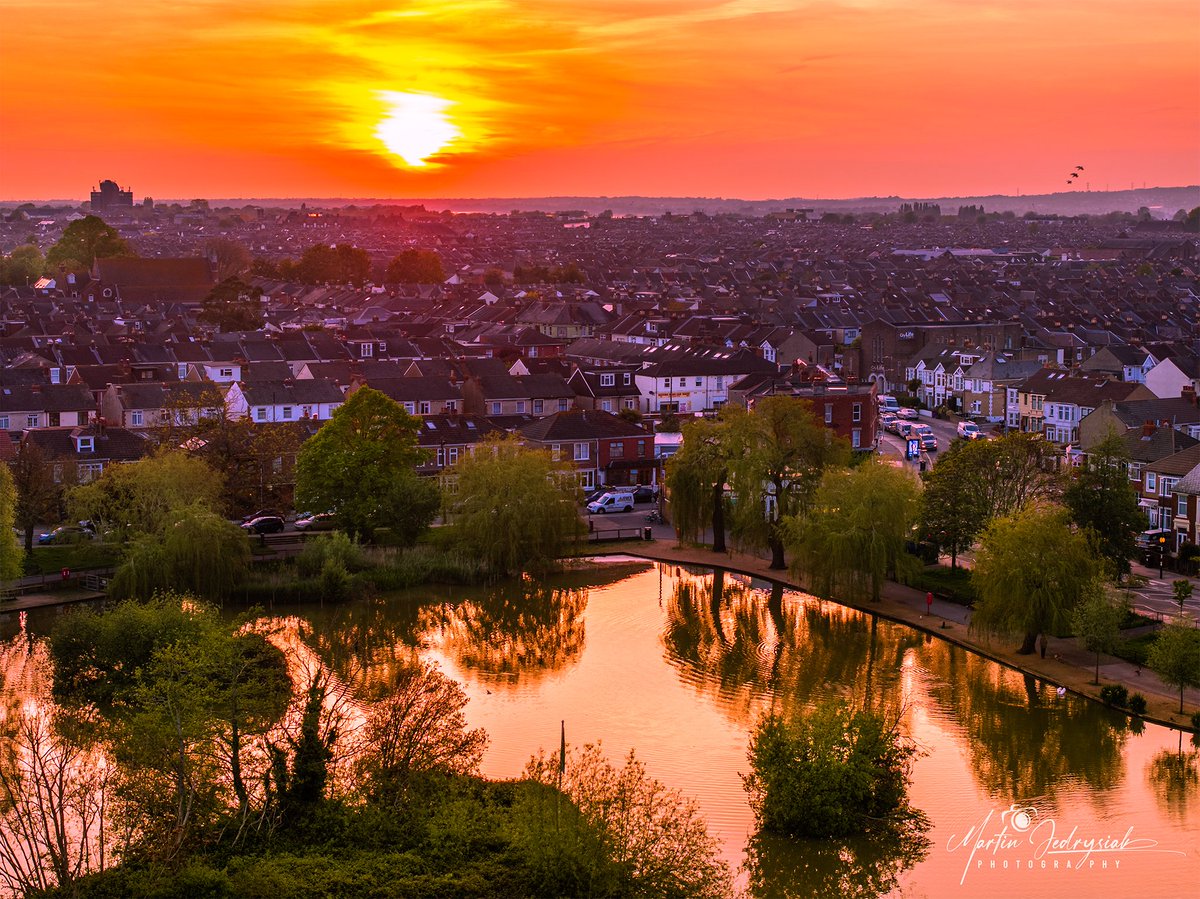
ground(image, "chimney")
xmin=1142 ymin=421 xmax=1155 ymax=437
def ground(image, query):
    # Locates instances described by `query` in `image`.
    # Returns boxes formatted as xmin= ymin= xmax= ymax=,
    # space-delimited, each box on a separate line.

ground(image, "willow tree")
xmin=446 ymin=436 xmax=582 ymax=578
xmin=725 ymin=396 xmax=850 ymax=570
xmin=665 ymin=416 xmax=731 ymax=551
xmin=0 ymin=465 xmax=22 ymax=582
xmin=972 ymin=503 xmax=1105 ymax=655
xmin=788 ymin=460 xmax=921 ymax=602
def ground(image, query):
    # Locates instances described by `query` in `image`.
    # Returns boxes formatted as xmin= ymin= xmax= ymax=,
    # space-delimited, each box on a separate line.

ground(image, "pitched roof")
xmin=518 ymin=409 xmax=651 ymax=442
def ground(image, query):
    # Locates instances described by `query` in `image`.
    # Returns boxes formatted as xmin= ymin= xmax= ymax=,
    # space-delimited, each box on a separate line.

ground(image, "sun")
xmin=374 ymin=91 xmax=460 ymax=167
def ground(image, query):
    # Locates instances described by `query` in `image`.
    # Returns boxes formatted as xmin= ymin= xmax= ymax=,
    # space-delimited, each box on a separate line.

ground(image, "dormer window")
xmin=360 ymin=343 xmax=373 ymax=357
xmin=77 ymin=436 xmax=94 ymax=453
xmin=600 ymin=373 xmax=615 ymax=387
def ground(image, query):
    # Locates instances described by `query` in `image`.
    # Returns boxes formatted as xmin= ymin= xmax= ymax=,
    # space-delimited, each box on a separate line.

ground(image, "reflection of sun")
xmin=375 ymin=91 xmax=460 ymax=167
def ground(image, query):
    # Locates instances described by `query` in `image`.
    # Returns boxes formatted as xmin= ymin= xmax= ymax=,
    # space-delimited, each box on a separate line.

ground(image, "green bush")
xmin=907 ymin=565 xmax=977 ymax=606
xmin=1127 ymin=693 xmax=1147 ymax=715
xmin=318 ymin=559 xmax=351 ymax=602
xmin=296 ymin=531 xmax=363 ymax=578
xmin=1099 ymin=685 xmax=1129 ymax=707
xmin=744 ymin=701 xmax=920 ymax=838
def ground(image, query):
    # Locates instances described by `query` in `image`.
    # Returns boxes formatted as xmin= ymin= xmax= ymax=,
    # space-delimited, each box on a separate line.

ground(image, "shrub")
xmin=296 ymin=531 xmax=362 ymax=578
xmin=318 ymin=559 xmax=351 ymax=602
xmin=1127 ymin=693 xmax=1147 ymax=716
xmin=1191 ymin=711 xmax=1200 ymax=731
xmin=1099 ymin=684 xmax=1129 ymax=707
xmin=743 ymin=701 xmax=920 ymax=838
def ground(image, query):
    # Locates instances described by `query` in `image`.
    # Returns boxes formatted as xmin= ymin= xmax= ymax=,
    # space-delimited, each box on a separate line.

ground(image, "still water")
xmin=4 ymin=559 xmax=1198 ymax=896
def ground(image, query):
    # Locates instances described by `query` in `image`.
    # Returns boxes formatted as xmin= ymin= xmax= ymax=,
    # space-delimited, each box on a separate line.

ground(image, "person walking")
xmin=925 ymin=591 xmax=933 ymax=616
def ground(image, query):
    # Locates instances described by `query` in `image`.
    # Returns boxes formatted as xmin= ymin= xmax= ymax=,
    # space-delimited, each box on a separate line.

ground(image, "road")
xmin=875 ymin=411 xmax=964 ymax=471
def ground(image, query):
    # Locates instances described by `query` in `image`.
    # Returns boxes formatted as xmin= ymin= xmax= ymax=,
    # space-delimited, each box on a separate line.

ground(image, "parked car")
xmin=587 ymin=491 xmax=635 ymax=514
xmin=895 ymin=421 xmax=916 ymax=438
xmin=957 ymin=421 xmax=982 ymax=440
xmin=896 ymin=407 xmax=920 ymax=420
xmin=241 ymin=515 xmax=286 ymax=535
xmin=295 ymin=512 xmax=336 ymax=532
xmin=913 ymin=424 xmax=938 ymax=452
xmin=36 ymin=526 xmax=94 ymax=545
xmin=879 ymin=412 xmax=898 ymax=428
xmin=632 ymin=485 xmax=659 ymax=504
xmin=241 ymin=509 xmax=284 ymax=524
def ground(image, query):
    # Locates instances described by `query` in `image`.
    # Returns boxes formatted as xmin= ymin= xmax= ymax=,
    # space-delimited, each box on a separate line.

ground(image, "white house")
xmin=224 ymin=380 xmax=344 ymax=423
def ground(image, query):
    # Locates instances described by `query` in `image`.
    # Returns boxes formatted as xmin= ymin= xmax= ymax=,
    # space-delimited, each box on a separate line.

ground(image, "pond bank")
xmin=613 ymin=540 xmax=1200 ymax=733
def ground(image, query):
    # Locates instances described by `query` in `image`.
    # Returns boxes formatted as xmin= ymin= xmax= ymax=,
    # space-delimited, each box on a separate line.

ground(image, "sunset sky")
xmin=1 ymin=0 xmax=1197 ymax=201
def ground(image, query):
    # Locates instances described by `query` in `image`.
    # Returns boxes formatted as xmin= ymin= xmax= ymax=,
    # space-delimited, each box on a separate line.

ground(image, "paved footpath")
xmin=616 ymin=530 xmax=1199 ymax=732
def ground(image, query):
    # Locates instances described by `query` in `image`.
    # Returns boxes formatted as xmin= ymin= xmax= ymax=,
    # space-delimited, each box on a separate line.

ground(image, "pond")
xmin=3 ymin=558 xmax=1198 ymax=896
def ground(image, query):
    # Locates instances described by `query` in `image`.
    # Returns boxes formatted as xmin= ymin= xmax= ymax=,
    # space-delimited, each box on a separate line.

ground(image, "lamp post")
xmin=1158 ymin=533 xmax=1168 ymax=579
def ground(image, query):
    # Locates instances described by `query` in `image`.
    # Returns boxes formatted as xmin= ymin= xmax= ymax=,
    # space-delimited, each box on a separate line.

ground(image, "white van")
xmin=877 ymin=395 xmax=900 ymax=413
xmin=587 ymin=491 xmax=635 ymax=514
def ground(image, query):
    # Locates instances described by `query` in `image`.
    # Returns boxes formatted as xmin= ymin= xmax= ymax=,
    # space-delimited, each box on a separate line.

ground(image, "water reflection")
xmin=1149 ymin=738 xmax=1199 ymax=822
xmin=916 ymin=647 xmax=1128 ymax=804
xmin=743 ymin=817 xmax=931 ymax=899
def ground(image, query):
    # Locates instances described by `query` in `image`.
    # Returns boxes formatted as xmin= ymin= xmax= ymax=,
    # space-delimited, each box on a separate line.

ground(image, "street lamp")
xmin=1158 ymin=534 xmax=1168 ymax=579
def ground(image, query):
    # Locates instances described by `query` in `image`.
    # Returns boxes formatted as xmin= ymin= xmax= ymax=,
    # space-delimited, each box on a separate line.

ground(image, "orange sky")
xmin=1 ymin=0 xmax=1197 ymax=201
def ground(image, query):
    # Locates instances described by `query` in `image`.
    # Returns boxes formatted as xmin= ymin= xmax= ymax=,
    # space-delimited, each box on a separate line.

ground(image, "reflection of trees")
xmin=1149 ymin=736 xmax=1199 ymax=821
xmin=916 ymin=645 xmax=1127 ymax=803
xmin=662 ymin=571 xmax=919 ymax=727
xmin=419 ymin=581 xmax=588 ymax=685
xmin=743 ymin=814 xmax=930 ymax=899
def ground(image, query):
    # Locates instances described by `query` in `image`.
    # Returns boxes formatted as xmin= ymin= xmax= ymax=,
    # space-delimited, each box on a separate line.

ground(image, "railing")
xmin=588 ymin=526 xmax=652 ymax=542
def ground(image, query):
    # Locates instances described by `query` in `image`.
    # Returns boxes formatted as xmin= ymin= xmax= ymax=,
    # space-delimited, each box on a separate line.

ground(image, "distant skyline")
xmin=2 ymin=1 xmax=1198 ymax=201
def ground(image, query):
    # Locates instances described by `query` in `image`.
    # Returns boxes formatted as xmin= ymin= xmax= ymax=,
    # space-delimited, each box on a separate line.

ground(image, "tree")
xmin=44 ymin=215 xmax=134 ymax=273
xmin=972 ymin=503 xmax=1105 ymax=654
xmin=383 ymin=248 xmax=444 ymax=284
xmin=202 ymin=237 xmax=252 ymax=280
xmin=355 ymin=660 xmax=488 ymax=799
xmin=787 ymin=460 xmax=921 ymax=602
xmin=197 ymin=276 xmax=264 ymax=332
xmin=972 ymin=433 xmax=1062 ymax=519
xmin=294 ymin=387 xmax=432 ymax=541
xmin=519 ymin=742 xmax=733 ymax=898
xmin=0 ymin=465 xmax=22 ymax=582
xmin=743 ymin=701 xmax=921 ymax=838
xmin=9 ymin=440 xmax=68 ymax=553
xmin=296 ymin=243 xmax=370 ymax=286
xmin=917 ymin=439 xmax=986 ymax=568
xmin=67 ymin=451 xmax=223 ymax=542
xmin=1065 ymin=433 xmax=1143 ymax=577
xmin=666 ymin=416 xmax=731 ymax=552
xmin=446 ymin=436 xmax=582 ymax=578
xmin=1173 ymin=579 xmax=1193 ymax=613
xmin=0 ymin=243 xmax=44 ymax=285
xmin=725 ymin=396 xmax=850 ymax=569
xmin=1146 ymin=616 xmax=1200 ymax=714
xmin=1072 ymin=590 xmax=1129 ymax=684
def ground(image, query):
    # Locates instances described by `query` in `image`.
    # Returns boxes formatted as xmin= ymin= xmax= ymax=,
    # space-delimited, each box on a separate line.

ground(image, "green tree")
xmin=1173 ymin=578 xmax=1194 ymax=613
xmin=1065 ymin=433 xmax=1143 ymax=577
xmin=743 ymin=701 xmax=922 ymax=838
xmin=1072 ymin=590 xmax=1130 ymax=684
xmin=972 ymin=503 xmax=1105 ymax=654
xmin=445 ymin=436 xmax=582 ymax=577
xmin=788 ymin=460 xmax=921 ymax=602
xmin=202 ymin=236 xmax=252 ymax=281
xmin=1146 ymin=616 xmax=1200 ymax=714
xmin=918 ymin=439 xmax=986 ymax=568
xmin=67 ymin=451 xmax=223 ymax=542
xmin=666 ymin=416 xmax=731 ymax=552
xmin=9 ymin=440 xmax=68 ymax=553
xmin=296 ymin=243 xmax=370 ymax=286
xmin=294 ymin=387 xmax=433 ymax=541
xmin=972 ymin=432 xmax=1062 ymax=520
xmin=725 ymin=396 xmax=850 ymax=569
xmin=197 ymin=276 xmax=264 ymax=332
xmin=0 ymin=465 xmax=22 ymax=582
xmin=44 ymin=215 xmax=134 ymax=273
xmin=383 ymin=248 xmax=445 ymax=284
xmin=0 ymin=243 xmax=44 ymax=285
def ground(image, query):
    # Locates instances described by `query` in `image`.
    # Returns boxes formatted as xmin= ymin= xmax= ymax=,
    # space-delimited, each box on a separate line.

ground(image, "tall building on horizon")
xmin=90 ymin=179 xmax=133 ymax=209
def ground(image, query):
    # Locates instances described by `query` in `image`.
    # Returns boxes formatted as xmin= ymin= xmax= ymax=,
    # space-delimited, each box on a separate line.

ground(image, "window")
xmin=852 ymin=428 xmax=861 ymax=449
xmin=178 ymin=363 xmax=188 ymax=379
xmin=302 ymin=405 xmax=313 ymax=418
xmin=1147 ymin=472 xmax=1157 ymax=493
xmin=533 ymin=399 xmax=543 ymax=414
xmin=558 ymin=399 xmax=569 ymax=411
xmin=1149 ymin=507 xmax=1160 ymax=528
xmin=557 ymin=327 xmax=567 ymax=337
xmin=551 ymin=444 xmax=562 ymax=461
xmin=131 ymin=410 xmax=144 ymax=426
xmin=1178 ymin=494 xmax=1188 ymax=518
xmin=420 ymin=401 xmax=431 ymax=415
xmin=491 ymin=402 xmax=502 ymax=415
xmin=77 ymin=436 xmax=94 ymax=453
xmin=601 ymin=399 xmax=612 ymax=412
xmin=515 ymin=401 xmax=526 ymax=414
xmin=436 ymin=448 xmax=445 ymax=467
xmin=600 ymin=373 xmax=615 ymax=387
xmin=282 ymin=407 xmax=293 ymax=420
xmin=219 ymin=368 xmax=234 ymax=379
xmin=574 ymin=442 xmax=590 ymax=461
xmin=678 ymin=378 xmax=686 ymax=387
xmin=0 ymin=416 xmax=7 ymax=430
xmin=446 ymin=400 xmax=458 ymax=413
xmin=579 ymin=470 xmax=594 ymax=490
xmin=852 ymin=403 xmax=862 ymax=422
xmin=27 ymin=414 xmax=39 ymax=428
xmin=1129 ymin=462 xmax=1142 ymax=482
xmin=1162 ymin=477 xmax=1178 ymax=498
xmin=637 ymin=440 xmax=646 ymax=457
xmin=824 ymin=404 xmax=833 ymax=424
xmin=623 ymin=398 xmax=636 ymax=410
xmin=695 ymin=377 xmax=702 ymax=387
xmin=360 ymin=343 xmax=373 ymax=357
xmin=610 ymin=441 xmax=624 ymax=458
xmin=623 ymin=373 xmax=631 ymax=386
xmin=79 ymin=462 xmax=104 ymax=482
xmin=662 ymin=378 xmax=670 ymax=388
xmin=447 ymin=447 xmax=459 ymax=465
xmin=404 ymin=402 xmax=416 ymax=414
xmin=255 ymin=408 xmax=267 ymax=422
xmin=716 ymin=376 xmax=724 ymax=391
